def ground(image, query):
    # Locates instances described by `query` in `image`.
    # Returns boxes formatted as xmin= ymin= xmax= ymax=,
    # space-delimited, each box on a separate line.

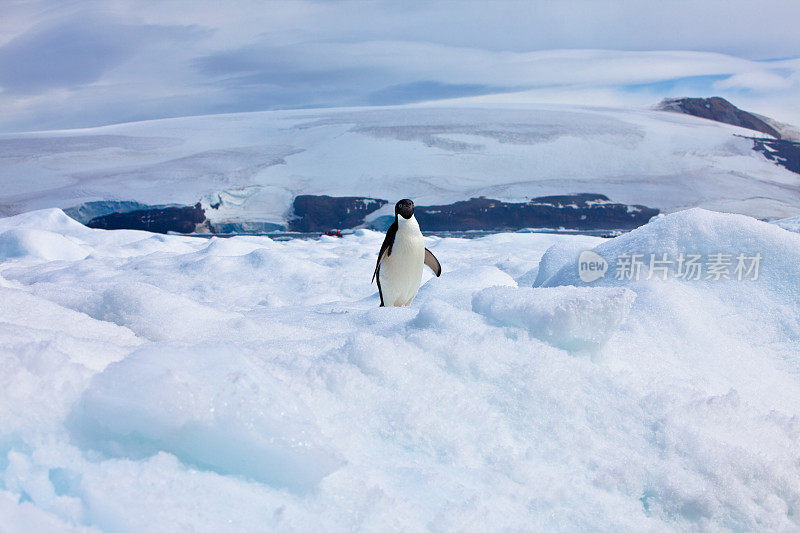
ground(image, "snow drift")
xmin=0 ymin=208 xmax=799 ymax=530
xmin=70 ymin=343 xmax=343 ymax=493
xmin=473 ymin=285 xmax=636 ymax=350
xmin=774 ymin=214 xmax=800 ymax=234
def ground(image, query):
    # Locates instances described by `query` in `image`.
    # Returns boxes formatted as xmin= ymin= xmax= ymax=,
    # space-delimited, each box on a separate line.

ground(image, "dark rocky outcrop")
xmin=81 ymin=193 xmax=657 ymax=236
xmin=747 ymin=136 xmax=800 ymax=174
xmin=657 ymin=97 xmax=781 ymax=138
xmin=292 ymin=193 xmax=657 ymax=232
xmin=289 ymin=195 xmax=387 ymax=231
xmin=414 ymin=194 xmax=658 ymax=231
xmin=87 ymin=203 xmax=206 ymax=234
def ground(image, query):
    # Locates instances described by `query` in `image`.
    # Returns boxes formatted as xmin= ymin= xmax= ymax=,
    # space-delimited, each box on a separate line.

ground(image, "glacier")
xmin=1 ymin=207 xmax=799 ymax=530
xmin=2 ymin=103 xmax=800 ymax=229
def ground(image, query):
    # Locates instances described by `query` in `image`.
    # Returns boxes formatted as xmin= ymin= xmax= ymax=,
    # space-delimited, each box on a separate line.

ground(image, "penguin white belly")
xmin=381 ymin=231 xmax=424 ymax=306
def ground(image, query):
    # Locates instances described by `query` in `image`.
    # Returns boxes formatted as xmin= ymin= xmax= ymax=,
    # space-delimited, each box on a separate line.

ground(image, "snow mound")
xmin=773 ymin=215 xmax=800 ymax=233
xmin=70 ymin=344 xmax=343 ymax=493
xmin=2 ymin=208 xmax=800 ymax=530
xmin=0 ymin=228 xmax=88 ymax=262
xmin=0 ymin=208 xmax=92 ymax=237
xmin=473 ymin=285 xmax=636 ymax=350
xmin=46 ymin=281 xmax=237 ymax=343
xmin=415 ymin=265 xmax=516 ymax=309
xmin=531 ymin=240 xmax=589 ymax=286
xmin=544 ymin=209 xmax=800 ymax=376
xmin=0 ymin=489 xmax=94 ymax=533
xmin=545 ymin=208 xmax=800 ymax=307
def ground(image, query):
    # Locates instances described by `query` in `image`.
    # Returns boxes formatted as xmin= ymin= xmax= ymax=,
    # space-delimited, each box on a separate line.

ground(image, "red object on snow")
xmin=324 ymin=230 xmax=343 ymax=237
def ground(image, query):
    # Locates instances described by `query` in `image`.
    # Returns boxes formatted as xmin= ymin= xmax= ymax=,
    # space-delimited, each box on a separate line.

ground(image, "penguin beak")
xmin=396 ymin=199 xmax=415 ymax=219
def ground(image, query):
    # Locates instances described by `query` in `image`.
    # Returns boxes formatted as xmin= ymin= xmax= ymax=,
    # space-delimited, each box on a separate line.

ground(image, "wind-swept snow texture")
xmin=774 ymin=214 xmax=800 ymax=233
xmin=1 ymin=207 xmax=800 ymax=530
xmin=1 ymin=103 xmax=800 ymax=225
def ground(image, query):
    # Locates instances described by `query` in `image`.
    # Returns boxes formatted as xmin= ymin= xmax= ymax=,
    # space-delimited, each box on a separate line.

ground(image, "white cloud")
xmin=0 ymin=1 xmax=799 ymax=131
xmin=714 ymin=70 xmax=796 ymax=92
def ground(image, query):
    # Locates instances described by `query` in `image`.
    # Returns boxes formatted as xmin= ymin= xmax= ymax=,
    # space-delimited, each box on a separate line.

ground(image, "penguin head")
xmin=395 ymin=199 xmax=415 ymax=219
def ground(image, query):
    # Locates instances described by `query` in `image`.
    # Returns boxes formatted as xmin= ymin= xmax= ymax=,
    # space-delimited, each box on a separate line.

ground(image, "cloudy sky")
xmin=1 ymin=0 xmax=799 ymax=132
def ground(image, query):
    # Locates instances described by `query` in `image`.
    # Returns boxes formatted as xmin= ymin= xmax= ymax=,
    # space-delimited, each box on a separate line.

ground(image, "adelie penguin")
xmin=372 ymin=199 xmax=441 ymax=307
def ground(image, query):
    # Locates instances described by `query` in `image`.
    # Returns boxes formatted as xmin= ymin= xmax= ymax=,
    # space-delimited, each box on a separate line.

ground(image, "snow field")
xmin=0 ymin=208 xmax=799 ymax=531
xmin=3 ymin=103 xmax=800 ymax=224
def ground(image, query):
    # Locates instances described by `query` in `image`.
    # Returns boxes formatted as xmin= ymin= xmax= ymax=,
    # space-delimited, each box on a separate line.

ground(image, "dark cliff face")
xmin=87 ymin=203 xmax=206 ymax=234
xmin=80 ymin=193 xmax=658 ymax=235
xmin=414 ymin=195 xmax=658 ymax=231
xmin=290 ymin=193 xmax=658 ymax=232
xmin=289 ymin=195 xmax=387 ymax=232
xmin=657 ymin=97 xmax=781 ymax=139
xmin=749 ymin=137 xmax=800 ymax=174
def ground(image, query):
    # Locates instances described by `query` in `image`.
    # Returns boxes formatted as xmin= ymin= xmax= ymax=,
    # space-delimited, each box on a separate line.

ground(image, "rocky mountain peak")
xmin=657 ymin=96 xmax=781 ymax=139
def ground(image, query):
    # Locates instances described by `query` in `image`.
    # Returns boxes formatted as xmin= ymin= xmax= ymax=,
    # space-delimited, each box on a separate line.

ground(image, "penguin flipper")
xmin=424 ymin=248 xmax=442 ymax=277
xmin=372 ymin=248 xmax=388 ymax=283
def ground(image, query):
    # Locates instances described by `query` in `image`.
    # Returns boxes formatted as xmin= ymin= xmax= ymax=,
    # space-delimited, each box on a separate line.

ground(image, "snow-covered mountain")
xmin=656 ymin=96 xmax=782 ymax=139
xmin=2 ymin=102 xmax=799 ymax=230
